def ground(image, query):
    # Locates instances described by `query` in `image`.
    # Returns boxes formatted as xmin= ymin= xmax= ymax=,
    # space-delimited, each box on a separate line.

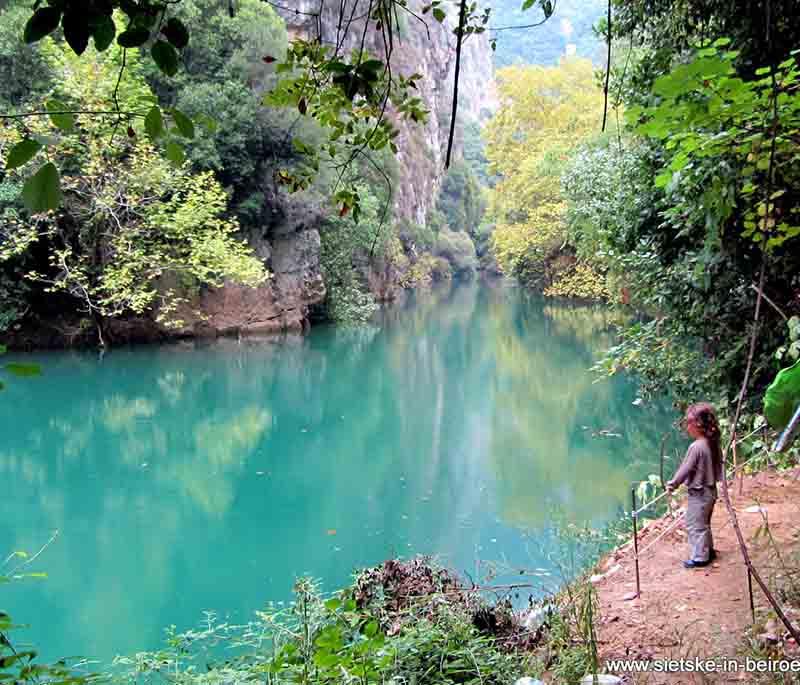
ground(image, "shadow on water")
xmin=0 ymin=280 xmax=677 ymax=662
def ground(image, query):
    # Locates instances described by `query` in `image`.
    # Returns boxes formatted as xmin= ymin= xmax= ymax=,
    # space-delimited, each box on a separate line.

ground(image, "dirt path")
xmin=592 ymin=467 xmax=800 ymax=684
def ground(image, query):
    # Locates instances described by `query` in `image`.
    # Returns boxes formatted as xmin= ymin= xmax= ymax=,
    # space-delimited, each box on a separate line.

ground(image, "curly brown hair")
xmin=686 ymin=402 xmax=722 ymax=452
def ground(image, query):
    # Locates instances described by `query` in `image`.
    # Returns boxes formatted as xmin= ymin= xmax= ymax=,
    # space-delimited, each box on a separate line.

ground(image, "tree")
xmin=5 ymin=0 xmax=557 ymax=216
xmin=140 ymin=0 xmax=296 ymax=229
xmin=484 ymin=57 xmax=607 ymax=296
xmin=435 ymin=160 xmax=485 ymax=235
xmin=0 ymin=36 xmax=266 ymax=343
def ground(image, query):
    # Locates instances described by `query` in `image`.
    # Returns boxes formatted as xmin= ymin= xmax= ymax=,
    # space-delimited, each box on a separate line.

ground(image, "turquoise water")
xmin=1 ymin=282 xmax=674 ymax=664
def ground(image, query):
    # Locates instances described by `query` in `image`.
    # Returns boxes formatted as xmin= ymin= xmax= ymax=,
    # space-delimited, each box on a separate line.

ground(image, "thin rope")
xmin=636 ymin=511 xmax=686 ymax=558
xmin=633 ymin=488 xmax=671 ymax=517
xmin=734 ymin=424 xmax=767 ymax=445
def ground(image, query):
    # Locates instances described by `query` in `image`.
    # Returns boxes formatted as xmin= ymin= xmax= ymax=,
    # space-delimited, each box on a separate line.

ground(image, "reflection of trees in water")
xmin=488 ymin=294 xmax=673 ymax=529
xmin=0 ymin=284 xmax=675 ymax=660
xmin=0 ymin=353 xmax=274 ymax=658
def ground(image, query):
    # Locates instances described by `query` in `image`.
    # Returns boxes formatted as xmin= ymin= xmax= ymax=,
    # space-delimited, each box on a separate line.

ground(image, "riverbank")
xmin=592 ymin=466 xmax=800 ymax=684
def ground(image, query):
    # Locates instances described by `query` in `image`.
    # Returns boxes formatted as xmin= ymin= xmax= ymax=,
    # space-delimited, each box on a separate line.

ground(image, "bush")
xmin=491 ymin=202 xmax=565 ymax=287
xmin=114 ymin=560 xmax=537 ymax=685
xmin=434 ymin=229 xmax=479 ymax=276
xmin=436 ymin=161 xmax=486 ymax=235
xmin=319 ymin=185 xmax=386 ymax=324
xmin=545 ymin=263 xmax=610 ymax=301
xmin=396 ymin=218 xmax=436 ymax=251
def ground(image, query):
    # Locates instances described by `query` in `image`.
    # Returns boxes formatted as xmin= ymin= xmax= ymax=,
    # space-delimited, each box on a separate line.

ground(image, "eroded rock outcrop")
xmin=152 ymin=190 xmax=327 ymax=340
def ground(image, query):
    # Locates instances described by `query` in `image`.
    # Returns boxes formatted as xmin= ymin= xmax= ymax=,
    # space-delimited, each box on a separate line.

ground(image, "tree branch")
xmin=445 ymin=0 xmax=468 ymax=169
xmin=601 ymin=0 xmax=611 ymax=132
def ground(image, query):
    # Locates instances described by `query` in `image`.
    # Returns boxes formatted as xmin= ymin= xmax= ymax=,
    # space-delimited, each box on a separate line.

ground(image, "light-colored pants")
xmin=686 ymin=485 xmax=717 ymax=562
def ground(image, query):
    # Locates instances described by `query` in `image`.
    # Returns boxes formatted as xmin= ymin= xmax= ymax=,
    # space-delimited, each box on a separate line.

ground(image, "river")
xmin=1 ymin=281 xmax=675 ymax=664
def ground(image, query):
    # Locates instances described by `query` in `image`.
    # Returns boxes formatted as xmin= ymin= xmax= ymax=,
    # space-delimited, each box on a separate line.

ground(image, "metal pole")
xmin=748 ymin=567 xmax=756 ymax=623
xmin=631 ymin=488 xmax=641 ymax=598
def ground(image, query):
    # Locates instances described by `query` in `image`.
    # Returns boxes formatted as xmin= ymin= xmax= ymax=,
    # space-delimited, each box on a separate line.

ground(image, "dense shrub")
xmin=434 ymin=229 xmax=479 ymax=276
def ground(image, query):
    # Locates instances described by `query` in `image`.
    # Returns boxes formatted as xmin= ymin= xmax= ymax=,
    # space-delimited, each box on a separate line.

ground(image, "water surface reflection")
xmin=1 ymin=282 xmax=675 ymax=662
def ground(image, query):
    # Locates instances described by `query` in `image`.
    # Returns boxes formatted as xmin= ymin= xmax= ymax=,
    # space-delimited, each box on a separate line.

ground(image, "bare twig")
xmin=659 ymin=431 xmax=669 ymax=488
xmin=445 ymin=0 xmax=468 ymax=169
xmin=489 ymin=15 xmax=549 ymax=32
xmin=8 ymin=530 xmax=60 ymax=576
xmin=489 ymin=1 xmax=556 ymax=32
xmin=110 ymin=47 xmax=127 ymax=145
xmin=601 ymin=0 xmax=611 ymax=132
xmin=0 ymin=109 xmax=144 ymax=120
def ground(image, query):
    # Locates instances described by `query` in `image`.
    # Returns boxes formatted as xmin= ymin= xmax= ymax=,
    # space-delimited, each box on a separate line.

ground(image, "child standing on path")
xmin=666 ymin=403 xmax=724 ymax=569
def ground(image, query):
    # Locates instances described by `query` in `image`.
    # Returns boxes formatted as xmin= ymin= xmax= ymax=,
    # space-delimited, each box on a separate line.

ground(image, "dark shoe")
xmin=683 ymin=559 xmax=711 ymax=569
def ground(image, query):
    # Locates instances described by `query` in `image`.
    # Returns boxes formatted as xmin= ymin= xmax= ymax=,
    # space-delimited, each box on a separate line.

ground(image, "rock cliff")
xmin=191 ymin=1 xmax=496 ymax=334
xmin=278 ymin=0 xmax=496 ymax=225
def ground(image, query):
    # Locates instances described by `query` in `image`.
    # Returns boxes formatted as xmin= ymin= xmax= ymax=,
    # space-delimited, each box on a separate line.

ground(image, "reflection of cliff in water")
xmin=1 ymin=281 xmax=673 ymax=663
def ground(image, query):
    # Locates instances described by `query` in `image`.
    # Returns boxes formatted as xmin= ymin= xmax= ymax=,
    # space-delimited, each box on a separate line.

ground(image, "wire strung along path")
xmin=592 ymin=466 xmax=800 ymax=684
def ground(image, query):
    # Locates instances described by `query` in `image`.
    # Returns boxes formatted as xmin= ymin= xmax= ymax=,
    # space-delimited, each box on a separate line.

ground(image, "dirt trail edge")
xmin=592 ymin=467 xmax=800 ymax=684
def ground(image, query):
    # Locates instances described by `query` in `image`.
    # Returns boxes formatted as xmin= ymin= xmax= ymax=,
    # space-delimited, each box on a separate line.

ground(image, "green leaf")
xmin=357 ymin=59 xmax=384 ymax=74
xmin=92 ymin=14 xmax=116 ymax=51
xmin=313 ymin=652 xmax=340 ymax=668
xmin=0 ymin=344 xmax=6 ymax=354
xmin=196 ymin=114 xmax=218 ymax=133
xmin=765 ymin=359 xmax=800 ymax=429
xmin=6 ymin=139 xmax=42 ymax=170
xmin=162 ymin=17 xmax=189 ymax=49
xmin=4 ymin=363 xmax=42 ymax=378
xmin=165 ymin=141 xmax=185 ymax=166
xmin=62 ymin=11 xmax=90 ymax=55
xmin=46 ymin=99 xmax=75 ymax=133
xmin=654 ymin=170 xmax=672 ymax=189
xmin=521 ymin=0 xmax=536 ymax=9
xmin=324 ymin=598 xmax=342 ymax=612
xmin=22 ymin=163 xmax=61 ymax=213
xmin=432 ymin=7 xmax=445 ymax=22
xmin=117 ymin=26 xmax=150 ymax=48
xmin=152 ymin=40 xmax=179 ymax=76
xmin=171 ymin=108 xmax=195 ymax=139
xmin=24 ymin=7 xmax=62 ymax=43
xmin=0 ymin=652 xmax=36 ymax=669
xmin=144 ymin=106 xmax=164 ymax=141
xmin=292 ymin=137 xmax=309 ymax=154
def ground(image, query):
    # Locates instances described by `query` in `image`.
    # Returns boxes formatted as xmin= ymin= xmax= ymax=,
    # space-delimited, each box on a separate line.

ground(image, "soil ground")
xmin=592 ymin=467 xmax=800 ymax=684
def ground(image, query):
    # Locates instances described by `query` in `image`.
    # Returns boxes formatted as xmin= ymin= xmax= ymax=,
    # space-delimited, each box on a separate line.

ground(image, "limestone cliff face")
xmin=188 ymin=195 xmax=327 ymax=336
xmin=181 ymin=3 xmax=496 ymax=336
xmin=277 ymin=0 xmax=496 ymax=226
xmin=144 ymin=191 xmax=326 ymax=341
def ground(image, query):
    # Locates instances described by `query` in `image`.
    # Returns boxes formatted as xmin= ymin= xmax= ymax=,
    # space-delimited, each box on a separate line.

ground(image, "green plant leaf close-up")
xmin=21 ymin=162 xmax=61 ymax=213
xmin=6 ymin=138 xmax=42 ymax=169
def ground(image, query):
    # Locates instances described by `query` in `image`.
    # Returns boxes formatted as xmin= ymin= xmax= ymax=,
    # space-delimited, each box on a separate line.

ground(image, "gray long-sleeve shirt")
xmin=668 ymin=438 xmax=723 ymax=490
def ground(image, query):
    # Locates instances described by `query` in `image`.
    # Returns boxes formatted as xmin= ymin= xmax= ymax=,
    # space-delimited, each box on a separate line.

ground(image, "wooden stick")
xmin=751 ymin=283 xmax=787 ymax=321
xmin=631 ymin=489 xmax=641 ymax=597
